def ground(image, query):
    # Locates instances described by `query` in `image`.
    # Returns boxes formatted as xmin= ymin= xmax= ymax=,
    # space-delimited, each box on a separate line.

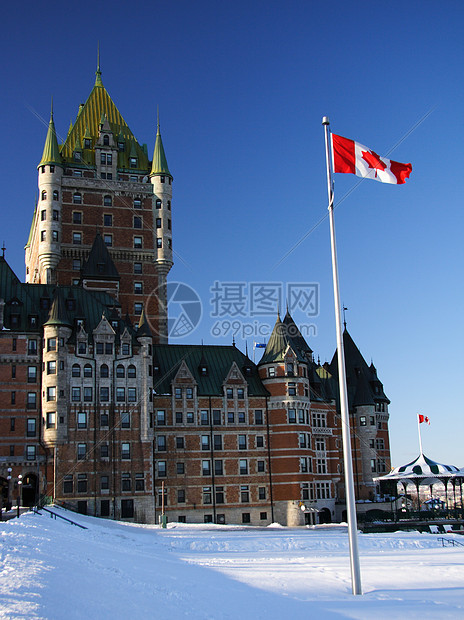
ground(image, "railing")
xmin=32 ymin=505 xmax=87 ymax=529
xmin=438 ymin=537 xmax=464 ymax=548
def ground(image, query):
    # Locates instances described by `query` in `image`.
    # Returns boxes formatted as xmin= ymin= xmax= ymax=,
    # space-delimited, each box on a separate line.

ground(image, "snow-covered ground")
xmin=1 ymin=508 xmax=463 ymax=619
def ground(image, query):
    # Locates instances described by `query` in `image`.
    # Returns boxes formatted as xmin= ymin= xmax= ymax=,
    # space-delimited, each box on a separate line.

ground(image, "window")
xmin=27 ymin=418 xmax=37 ymax=437
xmin=186 ymin=387 xmax=194 ymax=400
xmin=71 ymin=387 xmax=81 ymax=402
xmin=135 ymin=473 xmax=145 ymax=491
xmin=128 ymin=388 xmax=136 ymax=402
xmin=73 ymin=193 xmax=82 ymax=204
xmin=215 ymin=486 xmax=224 ymax=504
xmin=212 ymin=410 xmax=221 ymax=425
xmin=376 ymin=438 xmax=385 ymax=450
xmin=237 ymin=388 xmax=244 ymax=399
xmin=371 ymin=459 xmax=377 ymax=472
xmin=25 ymin=445 xmax=36 ymax=461
xmin=116 ymin=387 xmax=125 ymax=402
xmin=201 ymin=410 xmax=210 ymax=425
xmin=240 ymin=485 xmax=249 ymax=502
xmin=177 ymin=489 xmax=186 ymax=503
xmin=101 ymin=475 xmax=109 ymax=491
xmin=187 ymin=412 xmax=194 ymax=424
xmin=238 ymin=435 xmax=247 ymax=450
xmin=73 ymin=232 xmax=82 ymax=244
xmin=177 ymin=462 xmax=185 ymax=474
xmin=83 ymin=387 xmax=92 ymax=402
xmin=63 ymin=475 xmax=73 ymax=494
xmin=11 ymin=391 xmax=16 ymax=405
xmin=100 ymin=387 xmax=110 ymax=402
xmin=121 ymin=412 xmax=131 ymax=428
xmin=201 ymin=435 xmax=210 ymax=451
xmin=298 ymin=409 xmax=305 ymax=424
xmin=156 ymin=218 xmax=161 ymax=228
xmin=122 ymin=343 xmax=130 ymax=355
xmin=121 ymin=443 xmax=131 ymax=460
xmin=53 ymin=210 xmax=59 ymax=222
xmin=121 ymin=473 xmax=131 ymax=491
xmin=121 ymin=499 xmax=134 ymax=518
xmin=134 ymin=303 xmax=143 ymax=316
xmin=73 ymin=170 xmax=82 ymax=177
xmin=227 ymin=412 xmax=234 ymax=424
xmin=46 ymin=411 xmax=56 ymax=428
xmin=41 ymin=190 xmax=47 ymax=201
xmin=27 ymin=392 xmax=37 ymax=409
xmin=103 ymin=135 xmax=110 ymax=146
xmin=360 ymin=416 xmax=367 ymax=427
xmin=156 ymin=410 xmax=166 ymax=425
xmin=157 ymin=436 xmax=167 ymax=451
xmin=156 ymin=199 xmax=161 ymax=209
xmin=214 ymin=460 xmax=223 ymax=475
xmin=115 ymin=365 xmax=125 ymax=379
xmin=256 ymin=436 xmax=264 ymax=448
xmin=103 ymin=234 xmax=112 ymax=247
xmin=315 ymin=482 xmax=331 ymax=500
xmin=288 ymin=382 xmax=296 ymax=396
xmin=317 ymin=458 xmax=327 ymax=474
xmin=254 ymin=410 xmax=263 ymax=425
xmin=134 ymin=262 xmax=142 ymax=274
xmin=77 ymin=443 xmax=86 ymax=460
xmin=83 ymin=364 xmax=92 ymax=378
xmin=73 ymin=211 xmax=82 ymax=225
xmin=175 ymin=412 xmax=183 ymax=424
xmin=100 ymin=412 xmax=109 ymax=428
xmin=175 ymin=387 xmax=182 ymax=399
xmin=213 ymin=435 xmax=222 ymax=450
xmin=312 ymin=412 xmax=327 ymax=428
xmin=41 ymin=210 xmax=46 ymax=221
xmin=226 ymin=388 xmax=233 ymax=399
xmin=127 ymin=365 xmax=136 ymax=379
xmin=202 ymin=460 xmax=211 ymax=476
xmin=158 ymin=461 xmax=167 ymax=477
xmin=167 ymin=200 xmax=171 ymax=210
xmin=47 ymin=361 xmax=56 ymax=375
xmin=134 ymin=198 xmax=141 ymax=209
xmin=100 ymin=443 xmax=109 ymax=458
xmin=47 ymin=386 xmax=57 ymax=401
xmin=77 ymin=412 xmax=87 ymax=429
xmin=133 ymin=216 xmax=142 ymax=229
xmin=176 ymin=436 xmax=184 ymax=449
xmin=238 ymin=412 xmax=246 ymax=424
xmin=47 ymin=337 xmax=57 ymax=352
xmin=27 ymin=366 xmax=37 ymax=382
xmin=77 ymin=474 xmax=88 ymax=493
xmin=27 ymin=339 xmax=37 ymax=355
xmin=268 ymin=367 xmax=276 ymax=377
xmin=130 ymin=157 xmax=137 ymax=168
xmin=258 ymin=487 xmax=266 ymax=500
xmin=100 ymin=363 xmax=109 ymax=376
xmin=134 ymin=282 xmax=143 ymax=294
xmin=104 ymin=213 xmax=113 ymax=226
xmin=239 ymin=459 xmax=248 ymax=475
xmin=203 ymin=487 xmax=212 ymax=504
xmin=286 ymin=362 xmax=294 ymax=376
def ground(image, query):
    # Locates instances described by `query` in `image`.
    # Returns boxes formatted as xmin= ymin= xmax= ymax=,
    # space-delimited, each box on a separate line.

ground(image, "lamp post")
xmin=6 ymin=468 xmax=12 ymax=513
xmin=17 ymin=474 xmax=23 ymax=518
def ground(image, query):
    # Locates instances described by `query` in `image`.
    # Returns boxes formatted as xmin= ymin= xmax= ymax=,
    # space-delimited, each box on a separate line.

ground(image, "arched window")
xmin=127 ymin=365 xmax=136 ymax=378
xmin=100 ymin=364 xmax=109 ymax=378
xmin=116 ymin=364 xmax=125 ymax=378
xmin=41 ymin=190 xmax=47 ymax=201
xmin=104 ymin=195 xmax=112 ymax=206
xmin=53 ymin=190 xmax=59 ymax=200
xmin=84 ymin=364 xmax=92 ymax=378
xmin=103 ymin=135 xmax=110 ymax=146
xmin=72 ymin=364 xmax=81 ymax=378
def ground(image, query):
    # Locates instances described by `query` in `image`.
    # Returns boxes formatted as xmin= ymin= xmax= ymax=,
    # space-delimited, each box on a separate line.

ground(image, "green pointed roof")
xmin=81 ymin=233 xmax=120 ymax=281
xmin=150 ymin=122 xmax=171 ymax=177
xmin=25 ymin=207 xmax=37 ymax=249
xmin=38 ymin=107 xmax=62 ymax=168
xmin=44 ymin=289 xmax=72 ymax=327
xmin=60 ymin=70 xmax=149 ymax=171
xmin=137 ymin=308 xmax=152 ymax=338
xmin=259 ymin=312 xmax=308 ymax=364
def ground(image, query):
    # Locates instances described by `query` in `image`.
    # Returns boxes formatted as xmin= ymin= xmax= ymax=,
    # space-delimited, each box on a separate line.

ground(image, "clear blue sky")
xmin=1 ymin=0 xmax=463 ymax=467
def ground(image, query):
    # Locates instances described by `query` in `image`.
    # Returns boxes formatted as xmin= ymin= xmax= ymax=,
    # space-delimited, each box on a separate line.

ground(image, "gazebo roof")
xmin=374 ymin=453 xmax=461 ymax=483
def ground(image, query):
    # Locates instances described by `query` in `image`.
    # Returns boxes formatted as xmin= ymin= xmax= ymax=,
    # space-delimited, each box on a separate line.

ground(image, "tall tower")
xmin=150 ymin=118 xmax=173 ymax=344
xmin=26 ymin=103 xmax=64 ymax=285
xmin=24 ymin=63 xmax=173 ymax=341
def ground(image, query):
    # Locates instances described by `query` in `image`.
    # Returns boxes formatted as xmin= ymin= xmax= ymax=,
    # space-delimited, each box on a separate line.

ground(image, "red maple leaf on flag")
xmin=361 ymin=149 xmax=387 ymax=177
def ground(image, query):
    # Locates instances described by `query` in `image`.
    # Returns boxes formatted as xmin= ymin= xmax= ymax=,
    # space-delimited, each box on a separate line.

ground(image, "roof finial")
xmin=157 ymin=106 xmax=160 ymax=133
xmin=1 ymin=242 xmax=5 ymax=258
xmin=95 ymin=42 xmax=103 ymax=86
xmin=343 ymin=305 xmax=348 ymax=330
xmin=51 ymin=96 xmax=54 ymax=119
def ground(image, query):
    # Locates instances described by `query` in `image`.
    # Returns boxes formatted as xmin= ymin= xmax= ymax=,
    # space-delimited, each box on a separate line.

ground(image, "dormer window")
xmin=103 ymin=135 xmax=110 ymax=146
xmin=130 ymin=157 xmax=137 ymax=168
xmin=200 ymin=366 xmax=208 ymax=376
xmin=74 ymin=151 xmax=82 ymax=162
xmin=84 ymin=138 xmax=91 ymax=148
xmin=118 ymin=141 xmax=125 ymax=151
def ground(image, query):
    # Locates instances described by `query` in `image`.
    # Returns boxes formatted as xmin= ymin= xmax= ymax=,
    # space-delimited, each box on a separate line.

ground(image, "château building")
xmin=0 ymin=64 xmax=391 ymax=525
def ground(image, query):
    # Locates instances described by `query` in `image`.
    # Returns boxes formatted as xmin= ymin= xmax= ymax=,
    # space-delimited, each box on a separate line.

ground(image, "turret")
xmin=150 ymin=116 xmax=173 ymax=343
xmin=36 ymin=101 xmax=63 ymax=284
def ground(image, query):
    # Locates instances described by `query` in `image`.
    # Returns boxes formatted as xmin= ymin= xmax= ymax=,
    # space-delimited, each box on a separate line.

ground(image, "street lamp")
xmin=6 ymin=468 xmax=12 ymax=513
xmin=17 ymin=474 xmax=23 ymax=518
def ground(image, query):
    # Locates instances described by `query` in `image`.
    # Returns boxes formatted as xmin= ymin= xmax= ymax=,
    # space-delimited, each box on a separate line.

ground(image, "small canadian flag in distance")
xmin=418 ymin=414 xmax=430 ymax=425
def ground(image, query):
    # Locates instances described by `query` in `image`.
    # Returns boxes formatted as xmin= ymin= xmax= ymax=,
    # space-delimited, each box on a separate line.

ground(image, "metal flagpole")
xmin=322 ymin=116 xmax=362 ymax=596
xmin=417 ymin=414 xmax=423 ymax=455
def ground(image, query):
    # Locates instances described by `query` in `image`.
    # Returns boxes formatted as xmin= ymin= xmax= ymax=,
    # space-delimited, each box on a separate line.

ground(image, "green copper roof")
xmin=150 ymin=122 xmax=171 ymax=177
xmin=44 ymin=290 xmax=72 ymax=327
xmin=60 ymin=71 xmax=149 ymax=171
xmin=38 ymin=107 xmax=62 ymax=168
xmin=137 ymin=308 xmax=152 ymax=338
xmin=25 ymin=207 xmax=37 ymax=249
xmin=81 ymin=233 xmax=120 ymax=281
xmin=259 ymin=314 xmax=307 ymax=364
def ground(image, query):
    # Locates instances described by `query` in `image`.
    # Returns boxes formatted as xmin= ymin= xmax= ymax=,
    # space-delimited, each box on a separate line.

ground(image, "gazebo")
xmin=374 ymin=453 xmax=464 ymax=515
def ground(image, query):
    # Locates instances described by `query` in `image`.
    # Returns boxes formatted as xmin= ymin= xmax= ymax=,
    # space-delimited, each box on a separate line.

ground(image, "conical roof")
xmin=150 ymin=121 xmax=171 ymax=177
xmin=259 ymin=314 xmax=306 ymax=364
xmin=60 ymin=69 xmax=149 ymax=171
xmin=44 ymin=289 xmax=72 ymax=327
xmin=137 ymin=308 xmax=152 ymax=338
xmin=38 ymin=106 xmax=62 ymax=168
xmin=374 ymin=453 xmax=460 ymax=482
xmin=81 ymin=233 xmax=120 ymax=281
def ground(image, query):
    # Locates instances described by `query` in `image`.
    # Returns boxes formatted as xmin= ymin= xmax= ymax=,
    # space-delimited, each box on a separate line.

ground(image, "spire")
xmin=95 ymin=43 xmax=103 ymax=87
xmin=137 ymin=307 xmax=152 ymax=338
xmin=150 ymin=114 xmax=171 ymax=177
xmin=38 ymin=100 xmax=62 ymax=168
xmin=44 ymin=289 xmax=72 ymax=327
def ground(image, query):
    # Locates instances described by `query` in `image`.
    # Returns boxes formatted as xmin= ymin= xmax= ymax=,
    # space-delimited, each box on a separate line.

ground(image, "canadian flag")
xmin=418 ymin=414 xmax=430 ymax=425
xmin=331 ymin=133 xmax=412 ymax=185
